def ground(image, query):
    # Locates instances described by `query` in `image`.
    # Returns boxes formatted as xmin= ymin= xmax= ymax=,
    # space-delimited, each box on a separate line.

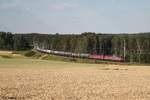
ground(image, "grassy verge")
xmin=0 ymin=56 xmax=109 ymax=69
xmin=1 ymin=50 xmax=150 ymax=66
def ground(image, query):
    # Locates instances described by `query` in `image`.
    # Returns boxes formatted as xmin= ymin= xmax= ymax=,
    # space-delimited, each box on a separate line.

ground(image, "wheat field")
xmin=0 ymin=57 xmax=150 ymax=100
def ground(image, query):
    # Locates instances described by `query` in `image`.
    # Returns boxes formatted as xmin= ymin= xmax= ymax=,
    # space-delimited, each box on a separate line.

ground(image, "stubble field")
xmin=0 ymin=56 xmax=150 ymax=100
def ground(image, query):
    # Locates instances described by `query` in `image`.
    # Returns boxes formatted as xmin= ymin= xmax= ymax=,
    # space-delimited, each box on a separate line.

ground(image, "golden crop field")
xmin=0 ymin=56 xmax=150 ymax=100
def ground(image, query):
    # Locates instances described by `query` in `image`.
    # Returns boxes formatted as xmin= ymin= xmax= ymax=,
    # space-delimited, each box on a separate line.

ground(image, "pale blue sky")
xmin=0 ymin=0 xmax=150 ymax=33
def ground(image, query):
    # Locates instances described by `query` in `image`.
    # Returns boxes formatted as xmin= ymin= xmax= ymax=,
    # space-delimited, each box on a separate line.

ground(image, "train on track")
xmin=36 ymin=47 xmax=124 ymax=62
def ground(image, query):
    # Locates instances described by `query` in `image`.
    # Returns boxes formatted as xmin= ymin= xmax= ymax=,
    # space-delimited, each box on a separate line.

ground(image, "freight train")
xmin=36 ymin=47 xmax=124 ymax=62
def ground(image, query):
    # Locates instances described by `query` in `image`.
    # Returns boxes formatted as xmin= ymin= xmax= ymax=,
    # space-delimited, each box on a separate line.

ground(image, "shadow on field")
xmin=102 ymin=68 xmax=128 ymax=70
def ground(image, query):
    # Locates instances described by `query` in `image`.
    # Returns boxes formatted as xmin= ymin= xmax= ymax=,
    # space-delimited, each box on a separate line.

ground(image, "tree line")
xmin=0 ymin=31 xmax=150 ymax=63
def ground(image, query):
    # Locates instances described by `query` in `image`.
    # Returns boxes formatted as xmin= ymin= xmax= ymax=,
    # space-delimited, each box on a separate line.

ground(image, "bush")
xmin=25 ymin=51 xmax=36 ymax=57
xmin=1 ymin=55 xmax=12 ymax=59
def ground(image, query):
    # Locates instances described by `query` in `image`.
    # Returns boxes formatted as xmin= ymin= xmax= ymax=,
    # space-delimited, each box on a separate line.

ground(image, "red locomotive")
xmin=89 ymin=55 xmax=124 ymax=62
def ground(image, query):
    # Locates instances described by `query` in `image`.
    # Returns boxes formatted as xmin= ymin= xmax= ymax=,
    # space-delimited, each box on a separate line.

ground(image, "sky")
xmin=0 ymin=0 xmax=150 ymax=34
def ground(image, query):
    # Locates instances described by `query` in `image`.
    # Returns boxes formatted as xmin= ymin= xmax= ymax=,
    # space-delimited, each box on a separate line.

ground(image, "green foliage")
xmin=13 ymin=34 xmax=31 ymax=50
xmin=0 ymin=32 xmax=13 ymax=50
xmin=1 ymin=55 xmax=12 ymax=59
xmin=24 ymin=51 xmax=36 ymax=57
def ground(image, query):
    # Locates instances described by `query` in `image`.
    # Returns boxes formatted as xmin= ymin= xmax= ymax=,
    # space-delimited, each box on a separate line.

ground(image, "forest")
xmin=0 ymin=31 xmax=150 ymax=64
